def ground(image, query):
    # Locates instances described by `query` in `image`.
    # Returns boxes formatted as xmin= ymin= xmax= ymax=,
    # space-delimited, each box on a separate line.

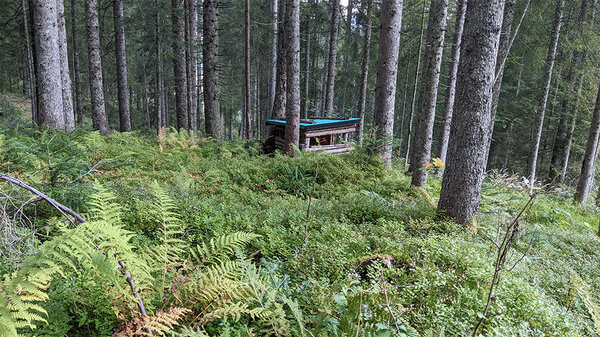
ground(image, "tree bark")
xmin=357 ymin=0 xmax=373 ymax=146
xmin=272 ymin=0 xmax=287 ymax=119
xmin=243 ymin=0 xmax=252 ymax=140
xmin=322 ymin=0 xmax=340 ymax=116
xmin=436 ymin=0 xmax=466 ymax=164
xmin=302 ymin=0 xmax=313 ymax=119
xmin=404 ymin=0 xmax=426 ymax=165
xmin=23 ymin=0 xmax=38 ymax=124
xmin=85 ymin=0 xmax=109 ymax=135
xmin=155 ymin=13 xmax=165 ymax=135
xmin=70 ymin=0 xmax=83 ymax=125
xmin=172 ymin=0 xmax=188 ymax=131
xmin=373 ymin=0 xmax=403 ymax=165
xmin=409 ymin=0 xmax=449 ymax=186
xmin=203 ymin=0 xmax=222 ymax=139
xmin=528 ymin=0 xmax=564 ymax=193
xmin=268 ymin=0 xmax=278 ymax=115
xmin=113 ymin=0 xmax=131 ymax=132
xmin=575 ymin=83 xmax=600 ymax=203
xmin=284 ymin=0 xmax=301 ymax=155
xmin=437 ymin=0 xmax=505 ymax=226
xmin=32 ymin=0 xmax=65 ymax=130
xmin=342 ymin=0 xmax=353 ymax=72
xmin=55 ymin=0 xmax=75 ymax=132
xmin=187 ymin=0 xmax=198 ymax=135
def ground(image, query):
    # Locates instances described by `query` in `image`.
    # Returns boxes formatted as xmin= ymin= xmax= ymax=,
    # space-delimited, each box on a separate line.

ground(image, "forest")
xmin=1 ymin=0 xmax=600 ymax=335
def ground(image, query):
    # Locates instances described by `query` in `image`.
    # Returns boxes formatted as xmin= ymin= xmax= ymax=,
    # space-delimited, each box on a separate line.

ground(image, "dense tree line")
xmin=1 ymin=0 xmax=600 ymax=224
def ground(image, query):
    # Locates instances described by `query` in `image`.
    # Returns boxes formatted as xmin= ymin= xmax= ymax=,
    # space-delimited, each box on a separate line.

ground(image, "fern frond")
xmin=191 ymin=232 xmax=259 ymax=264
xmin=115 ymin=307 xmax=190 ymax=337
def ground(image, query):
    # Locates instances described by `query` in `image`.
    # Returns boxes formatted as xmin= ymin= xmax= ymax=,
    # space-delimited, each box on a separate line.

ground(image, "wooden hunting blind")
xmin=266 ymin=118 xmax=360 ymax=154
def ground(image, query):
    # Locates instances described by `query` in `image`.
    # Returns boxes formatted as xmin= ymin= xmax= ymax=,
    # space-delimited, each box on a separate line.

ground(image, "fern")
xmin=0 ymin=184 xmax=155 ymax=336
xmin=190 ymin=232 xmax=259 ymax=265
xmin=115 ymin=307 xmax=190 ymax=337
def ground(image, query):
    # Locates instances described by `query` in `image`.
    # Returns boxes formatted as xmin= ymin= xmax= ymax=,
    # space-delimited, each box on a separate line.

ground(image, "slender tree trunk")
xmin=172 ymin=0 xmax=188 ymax=131
xmin=285 ymin=0 xmax=301 ymax=155
xmin=357 ymin=0 xmax=373 ymax=146
xmin=70 ymin=0 xmax=83 ymax=125
xmin=57 ymin=0 xmax=75 ymax=131
xmin=409 ymin=0 xmax=449 ymax=186
xmin=404 ymin=0 xmax=426 ymax=165
xmin=203 ymin=0 xmax=222 ymax=139
xmin=575 ymin=83 xmax=600 ymax=203
xmin=303 ymin=0 xmax=313 ymax=119
xmin=561 ymin=109 xmax=578 ymax=183
xmin=268 ymin=0 xmax=278 ymax=114
xmin=529 ymin=0 xmax=565 ymax=193
xmin=398 ymin=60 xmax=411 ymax=156
xmin=23 ymin=0 xmax=38 ymax=124
xmin=373 ymin=0 xmax=403 ymax=165
xmin=113 ymin=0 xmax=131 ymax=132
xmin=319 ymin=34 xmax=329 ymax=113
xmin=342 ymin=0 xmax=353 ymax=72
xmin=32 ymin=0 xmax=65 ymax=130
xmin=243 ymin=0 xmax=252 ymax=140
xmin=85 ymin=0 xmax=109 ymax=135
xmin=155 ymin=13 xmax=164 ymax=135
xmin=272 ymin=0 xmax=287 ymax=119
xmin=437 ymin=0 xmax=466 ymax=164
xmin=187 ymin=0 xmax=198 ymax=135
xmin=322 ymin=0 xmax=340 ymax=116
xmin=438 ymin=0 xmax=505 ymax=226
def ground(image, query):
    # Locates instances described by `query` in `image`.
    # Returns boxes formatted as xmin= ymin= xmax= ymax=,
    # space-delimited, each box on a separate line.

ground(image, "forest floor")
xmin=2 ymin=96 xmax=600 ymax=336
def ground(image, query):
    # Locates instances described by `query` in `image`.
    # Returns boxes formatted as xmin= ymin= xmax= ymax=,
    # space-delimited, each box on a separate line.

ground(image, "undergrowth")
xmin=2 ymin=97 xmax=600 ymax=336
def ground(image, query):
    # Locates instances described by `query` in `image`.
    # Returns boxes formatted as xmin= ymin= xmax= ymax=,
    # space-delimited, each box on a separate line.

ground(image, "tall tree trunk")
xmin=70 ymin=0 xmax=83 ymax=125
xmin=373 ymin=0 xmax=403 ymax=165
xmin=172 ymin=0 xmax=188 ymax=131
xmin=272 ymin=0 xmax=287 ymax=119
xmin=322 ymin=0 xmax=340 ymax=116
xmin=303 ymin=0 xmax=313 ymax=119
xmin=203 ymin=0 xmax=222 ymax=138
xmin=404 ymin=0 xmax=426 ymax=165
xmin=23 ymin=0 xmax=38 ymax=124
xmin=155 ymin=13 xmax=164 ymax=135
xmin=85 ymin=0 xmax=109 ymax=135
xmin=187 ymin=0 xmax=198 ymax=135
xmin=357 ymin=0 xmax=373 ymax=145
xmin=113 ymin=0 xmax=131 ymax=132
xmin=409 ymin=0 xmax=449 ymax=187
xmin=342 ymin=0 xmax=353 ymax=72
xmin=398 ymin=60 xmax=411 ymax=156
xmin=436 ymin=0 xmax=466 ymax=164
xmin=32 ymin=0 xmax=65 ymax=130
xmin=268 ymin=0 xmax=278 ymax=114
xmin=575 ymin=83 xmax=600 ymax=203
xmin=437 ymin=0 xmax=505 ymax=226
xmin=528 ymin=0 xmax=564 ymax=193
xmin=285 ymin=0 xmax=301 ymax=155
xmin=57 ymin=0 xmax=75 ymax=131
xmin=243 ymin=0 xmax=252 ymax=140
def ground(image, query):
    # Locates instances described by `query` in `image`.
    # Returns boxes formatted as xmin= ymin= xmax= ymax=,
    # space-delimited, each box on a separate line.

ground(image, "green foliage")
xmin=3 ymin=104 xmax=600 ymax=336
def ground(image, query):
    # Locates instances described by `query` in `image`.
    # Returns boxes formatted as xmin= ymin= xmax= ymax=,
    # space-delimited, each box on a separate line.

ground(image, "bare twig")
xmin=472 ymin=194 xmax=536 ymax=337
